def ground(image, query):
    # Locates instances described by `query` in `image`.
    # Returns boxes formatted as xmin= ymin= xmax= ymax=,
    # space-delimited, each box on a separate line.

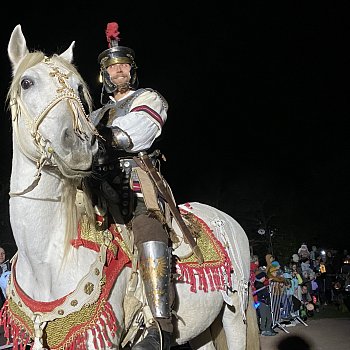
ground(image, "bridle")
xmin=9 ymin=56 xmax=98 ymax=197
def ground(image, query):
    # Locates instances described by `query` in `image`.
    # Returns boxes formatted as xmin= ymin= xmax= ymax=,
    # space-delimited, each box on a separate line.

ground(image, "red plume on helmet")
xmin=106 ymin=22 xmax=120 ymax=48
xmin=99 ymin=21 xmax=135 ymax=68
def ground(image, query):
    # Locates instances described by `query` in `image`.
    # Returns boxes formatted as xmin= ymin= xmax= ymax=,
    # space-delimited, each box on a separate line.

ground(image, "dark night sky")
xmin=1 ymin=2 xmax=350 ymax=257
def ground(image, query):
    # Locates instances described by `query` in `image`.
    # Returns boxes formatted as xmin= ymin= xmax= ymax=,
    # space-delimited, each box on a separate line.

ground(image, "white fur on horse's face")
xmin=8 ymin=25 xmax=97 ymax=174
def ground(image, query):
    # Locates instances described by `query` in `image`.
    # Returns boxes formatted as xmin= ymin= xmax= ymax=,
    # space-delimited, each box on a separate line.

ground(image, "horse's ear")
xmin=60 ymin=41 xmax=75 ymax=63
xmin=8 ymin=24 xmax=29 ymax=72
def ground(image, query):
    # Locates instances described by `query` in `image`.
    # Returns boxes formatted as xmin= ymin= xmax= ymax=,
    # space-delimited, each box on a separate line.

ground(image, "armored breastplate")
xmin=93 ymin=89 xmax=146 ymax=126
xmin=91 ymin=88 xmax=157 ymax=127
xmin=106 ymin=88 xmax=146 ymax=125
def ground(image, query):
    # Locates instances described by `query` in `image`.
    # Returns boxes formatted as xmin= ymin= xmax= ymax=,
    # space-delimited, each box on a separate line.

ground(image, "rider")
xmin=89 ymin=21 xmax=174 ymax=350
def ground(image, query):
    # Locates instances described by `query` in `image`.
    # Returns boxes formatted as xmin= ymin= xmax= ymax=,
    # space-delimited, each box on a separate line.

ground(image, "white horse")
xmin=0 ymin=25 xmax=260 ymax=350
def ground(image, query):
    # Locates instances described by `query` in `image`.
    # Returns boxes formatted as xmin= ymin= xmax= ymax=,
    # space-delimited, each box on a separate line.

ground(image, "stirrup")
xmin=132 ymin=326 xmax=171 ymax=350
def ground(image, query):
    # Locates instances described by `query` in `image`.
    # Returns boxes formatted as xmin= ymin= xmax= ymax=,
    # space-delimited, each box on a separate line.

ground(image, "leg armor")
xmin=138 ymin=241 xmax=172 ymax=319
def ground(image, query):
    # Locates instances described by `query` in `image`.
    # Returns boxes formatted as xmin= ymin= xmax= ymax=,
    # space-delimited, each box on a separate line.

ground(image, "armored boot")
xmin=132 ymin=241 xmax=173 ymax=350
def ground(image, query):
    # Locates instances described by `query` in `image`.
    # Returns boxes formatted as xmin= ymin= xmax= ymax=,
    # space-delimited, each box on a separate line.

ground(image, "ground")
xmin=260 ymin=302 xmax=350 ymax=350
xmin=1 ymin=303 xmax=350 ymax=349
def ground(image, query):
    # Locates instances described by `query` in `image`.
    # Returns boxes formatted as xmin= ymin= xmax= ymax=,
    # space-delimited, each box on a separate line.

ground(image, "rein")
xmin=9 ymin=56 xmax=97 ymax=197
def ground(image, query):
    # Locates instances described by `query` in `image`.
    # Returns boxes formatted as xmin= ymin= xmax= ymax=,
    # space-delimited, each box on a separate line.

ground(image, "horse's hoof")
xmin=132 ymin=327 xmax=171 ymax=350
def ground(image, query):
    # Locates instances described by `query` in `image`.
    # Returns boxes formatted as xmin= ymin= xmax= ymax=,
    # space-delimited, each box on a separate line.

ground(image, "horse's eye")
xmin=21 ymin=78 xmax=34 ymax=90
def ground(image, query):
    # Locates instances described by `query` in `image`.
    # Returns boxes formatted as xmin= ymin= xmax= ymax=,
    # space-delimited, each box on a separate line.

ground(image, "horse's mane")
xmin=8 ymin=50 xmax=96 ymax=261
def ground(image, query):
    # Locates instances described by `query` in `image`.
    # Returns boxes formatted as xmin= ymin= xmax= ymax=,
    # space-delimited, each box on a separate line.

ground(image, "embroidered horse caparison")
xmin=0 ymin=24 xmax=260 ymax=350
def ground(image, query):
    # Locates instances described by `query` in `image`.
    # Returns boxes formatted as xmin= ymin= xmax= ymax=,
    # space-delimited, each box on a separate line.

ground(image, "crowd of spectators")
xmin=250 ymin=244 xmax=350 ymax=336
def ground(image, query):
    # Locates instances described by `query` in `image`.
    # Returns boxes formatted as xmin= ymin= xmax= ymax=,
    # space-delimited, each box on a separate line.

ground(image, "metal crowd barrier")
xmin=269 ymin=281 xmax=308 ymax=333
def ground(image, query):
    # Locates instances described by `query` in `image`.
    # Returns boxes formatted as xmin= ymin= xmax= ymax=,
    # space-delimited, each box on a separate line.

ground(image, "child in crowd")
xmin=254 ymin=271 xmax=277 ymax=336
xmin=299 ymin=283 xmax=315 ymax=321
xmin=310 ymin=271 xmax=320 ymax=312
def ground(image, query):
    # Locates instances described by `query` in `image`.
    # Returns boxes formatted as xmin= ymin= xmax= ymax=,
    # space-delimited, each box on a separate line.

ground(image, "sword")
xmin=136 ymin=152 xmax=204 ymax=264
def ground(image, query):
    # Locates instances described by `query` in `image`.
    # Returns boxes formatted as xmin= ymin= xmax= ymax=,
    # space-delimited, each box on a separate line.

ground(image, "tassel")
xmin=188 ymin=266 xmax=197 ymax=292
xmin=207 ymin=268 xmax=216 ymax=291
xmin=98 ymin=312 xmax=112 ymax=346
xmin=105 ymin=302 xmax=118 ymax=335
xmin=196 ymin=267 xmax=204 ymax=291
xmin=91 ymin=327 xmax=98 ymax=349
xmin=179 ymin=265 xmax=188 ymax=283
xmin=22 ymin=337 xmax=29 ymax=350
xmin=72 ymin=336 xmax=78 ymax=350
xmin=102 ymin=327 xmax=112 ymax=348
xmin=103 ymin=306 xmax=114 ymax=346
xmin=213 ymin=268 xmax=221 ymax=289
xmin=96 ymin=323 xmax=105 ymax=348
xmin=75 ymin=333 xmax=83 ymax=350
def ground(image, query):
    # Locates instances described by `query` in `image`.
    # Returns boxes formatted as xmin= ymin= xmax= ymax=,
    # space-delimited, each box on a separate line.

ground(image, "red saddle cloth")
xmin=176 ymin=204 xmax=233 ymax=293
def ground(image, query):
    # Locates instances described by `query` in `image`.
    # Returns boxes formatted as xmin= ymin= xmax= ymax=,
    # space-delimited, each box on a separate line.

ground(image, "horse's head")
xmin=7 ymin=24 xmax=98 ymax=181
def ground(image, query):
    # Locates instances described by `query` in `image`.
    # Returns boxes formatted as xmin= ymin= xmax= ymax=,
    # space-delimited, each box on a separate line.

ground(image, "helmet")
xmin=98 ymin=22 xmax=138 ymax=102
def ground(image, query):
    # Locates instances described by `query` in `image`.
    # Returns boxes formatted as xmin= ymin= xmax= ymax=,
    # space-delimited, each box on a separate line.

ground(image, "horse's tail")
xmin=245 ymin=286 xmax=261 ymax=350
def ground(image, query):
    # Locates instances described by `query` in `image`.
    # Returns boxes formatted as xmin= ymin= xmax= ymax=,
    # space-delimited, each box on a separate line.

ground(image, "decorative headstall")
xmin=9 ymin=56 xmax=98 ymax=197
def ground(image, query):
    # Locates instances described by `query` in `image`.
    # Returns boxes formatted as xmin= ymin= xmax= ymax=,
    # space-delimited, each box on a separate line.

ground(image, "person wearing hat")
xmin=89 ymin=21 xmax=173 ymax=350
xmin=254 ymin=271 xmax=276 ymax=336
xmin=264 ymin=255 xmax=284 ymax=286
xmin=298 ymin=243 xmax=310 ymax=260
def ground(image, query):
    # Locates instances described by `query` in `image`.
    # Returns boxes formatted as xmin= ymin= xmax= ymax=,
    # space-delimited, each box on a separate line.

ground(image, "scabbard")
xmin=137 ymin=152 xmax=204 ymax=264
